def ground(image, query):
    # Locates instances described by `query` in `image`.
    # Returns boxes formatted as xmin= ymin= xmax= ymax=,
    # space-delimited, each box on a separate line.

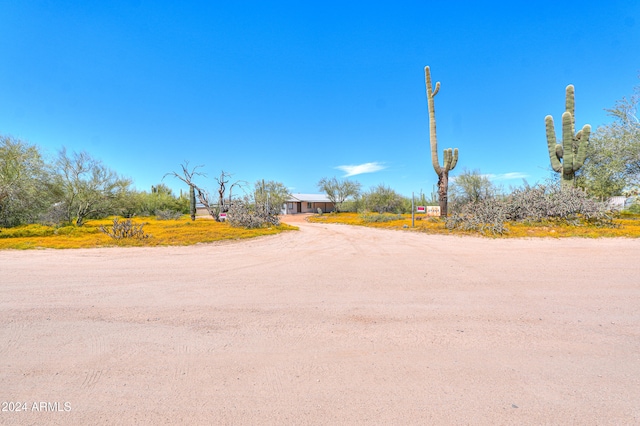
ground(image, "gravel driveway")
xmin=1 ymin=215 xmax=639 ymax=424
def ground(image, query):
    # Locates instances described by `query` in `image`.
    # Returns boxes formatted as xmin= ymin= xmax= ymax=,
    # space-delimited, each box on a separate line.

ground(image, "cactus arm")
xmin=450 ymin=148 xmax=459 ymax=170
xmin=443 ymin=148 xmax=452 ymax=171
xmin=545 ymin=115 xmax=563 ymax=172
xmin=442 ymin=147 xmax=459 ymax=172
xmin=565 ymin=85 xmax=575 ymax=135
xmin=555 ymin=144 xmax=563 ymax=158
xmin=574 ymin=124 xmax=591 ymax=169
xmin=425 ymin=66 xmax=442 ymax=175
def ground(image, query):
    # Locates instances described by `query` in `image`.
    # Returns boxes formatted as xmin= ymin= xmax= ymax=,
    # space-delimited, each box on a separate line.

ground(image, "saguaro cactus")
xmin=189 ymin=185 xmax=196 ymax=221
xmin=424 ymin=66 xmax=459 ymax=216
xmin=545 ymin=85 xmax=591 ymax=187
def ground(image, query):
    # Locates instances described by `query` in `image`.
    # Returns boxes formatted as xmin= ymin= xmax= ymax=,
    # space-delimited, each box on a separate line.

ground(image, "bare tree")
xmin=214 ymin=171 xmax=246 ymax=216
xmin=165 ymin=163 xmax=245 ymax=221
xmin=164 ymin=162 xmax=206 ymax=220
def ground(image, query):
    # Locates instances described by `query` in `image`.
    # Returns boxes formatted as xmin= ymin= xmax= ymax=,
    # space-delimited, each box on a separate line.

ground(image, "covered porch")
xmin=283 ymin=193 xmax=335 ymax=214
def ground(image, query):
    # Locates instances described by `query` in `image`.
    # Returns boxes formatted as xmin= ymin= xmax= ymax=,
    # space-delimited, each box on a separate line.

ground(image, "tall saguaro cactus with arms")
xmin=545 ymin=85 xmax=591 ymax=187
xmin=424 ymin=66 xmax=458 ymax=217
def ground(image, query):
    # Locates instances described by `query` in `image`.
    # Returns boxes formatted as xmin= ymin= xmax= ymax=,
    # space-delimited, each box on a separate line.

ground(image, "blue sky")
xmin=2 ymin=1 xmax=639 ymax=197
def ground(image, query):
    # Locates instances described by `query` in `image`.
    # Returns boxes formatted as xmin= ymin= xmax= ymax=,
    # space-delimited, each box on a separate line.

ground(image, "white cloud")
xmin=335 ymin=162 xmax=386 ymax=177
xmin=486 ymin=172 xmax=529 ymax=181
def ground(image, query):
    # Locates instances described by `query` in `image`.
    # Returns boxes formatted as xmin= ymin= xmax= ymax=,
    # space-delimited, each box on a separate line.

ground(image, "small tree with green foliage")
xmin=317 ymin=177 xmax=361 ymax=212
xmin=578 ymin=81 xmax=640 ymax=199
xmin=254 ymin=179 xmax=290 ymax=213
xmin=118 ymin=184 xmax=188 ymax=218
xmin=55 ymin=148 xmax=131 ymax=226
xmin=449 ymin=168 xmax=497 ymax=212
xmin=0 ymin=136 xmax=57 ymax=227
xmin=361 ymin=184 xmax=404 ymax=214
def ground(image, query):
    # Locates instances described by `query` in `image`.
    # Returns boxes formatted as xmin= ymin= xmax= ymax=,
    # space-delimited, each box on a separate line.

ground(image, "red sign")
xmin=416 ymin=206 xmax=426 ymax=213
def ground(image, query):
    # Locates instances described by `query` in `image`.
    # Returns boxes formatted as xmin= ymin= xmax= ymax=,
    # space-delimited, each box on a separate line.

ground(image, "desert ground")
xmin=1 ymin=214 xmax=639 ymax=425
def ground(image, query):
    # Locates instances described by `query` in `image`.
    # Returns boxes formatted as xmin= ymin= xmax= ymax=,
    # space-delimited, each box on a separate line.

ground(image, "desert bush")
xmin=506 ymin=185 xmax=612 ymax=225
xmin=227 ymin=197 xmax=280 ymax=228
xmin=99 ymin=218 xmax=150 ymax=240
xmin=446 ymin=184 xmax=614 ymax=235
xmin=339 ymin=199 xmax=360 ymax=212
xmin=446 ymin=200 xmax=509 ymax=235
xmin=449 ymin=169 xmax=498 ymax=213
xmin=119 ymin=185 xmax=189 ymax=218
xmin=155 ymin=209 xmax=183 ymax=220
xmin=38 ymin=202 xmax=70 ymax=226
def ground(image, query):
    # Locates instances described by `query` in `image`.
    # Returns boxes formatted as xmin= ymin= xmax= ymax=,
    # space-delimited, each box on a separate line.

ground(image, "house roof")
xmin=287 ymin=193 xmax=333 ymax=203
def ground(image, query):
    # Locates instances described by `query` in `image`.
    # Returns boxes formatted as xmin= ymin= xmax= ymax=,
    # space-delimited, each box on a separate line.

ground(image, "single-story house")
xmin=282 ymin=193 xmax=335 ymax=214
xmin=608 ymin=196 xmax=630 ymax=210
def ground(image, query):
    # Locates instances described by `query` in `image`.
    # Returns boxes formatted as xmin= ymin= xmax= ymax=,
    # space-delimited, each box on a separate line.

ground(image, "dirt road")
xmin=1 ymin=215 xmax=639 ymax=425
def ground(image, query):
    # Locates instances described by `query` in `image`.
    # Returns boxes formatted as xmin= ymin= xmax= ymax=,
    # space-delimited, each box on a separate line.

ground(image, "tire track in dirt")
xmin=77 ymin=331 xmax=108 ymax=390
xmin=173 ymin=343 xmax=191 ymax=380
xmin=261 ymin=365 xmax=285 ymax=397
xmin=80 ymin=369 xmax=103 ymax=389
xmin=0 ymin=321 xmax=26 ymax=356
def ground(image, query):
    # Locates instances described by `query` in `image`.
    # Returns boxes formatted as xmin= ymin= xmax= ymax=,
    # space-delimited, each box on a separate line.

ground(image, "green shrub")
xmin=624 ymin=197 xmax=640 ymax=214
xmin=359 ymin=212 xmax=403 ymax=223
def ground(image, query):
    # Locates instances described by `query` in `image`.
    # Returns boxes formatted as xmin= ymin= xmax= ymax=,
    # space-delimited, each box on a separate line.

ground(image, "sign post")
xmin=412 ymin=192 xmax=415 ymax=228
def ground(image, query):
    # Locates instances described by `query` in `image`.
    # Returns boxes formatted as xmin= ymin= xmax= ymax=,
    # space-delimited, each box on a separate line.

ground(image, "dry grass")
xmin=309 ymin=212 xmax=640 ymax=238
xmin=3 ymin=213 xmax=637 ymax=249
xmin=0 ymin=216 xmax=297 ymax=249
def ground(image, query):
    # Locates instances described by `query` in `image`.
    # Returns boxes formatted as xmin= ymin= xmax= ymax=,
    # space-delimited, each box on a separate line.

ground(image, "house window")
xmin=288 ymin=203 xmax=293 ymax=209
xmin=307 ymin=202 xmax=313 ymax=209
